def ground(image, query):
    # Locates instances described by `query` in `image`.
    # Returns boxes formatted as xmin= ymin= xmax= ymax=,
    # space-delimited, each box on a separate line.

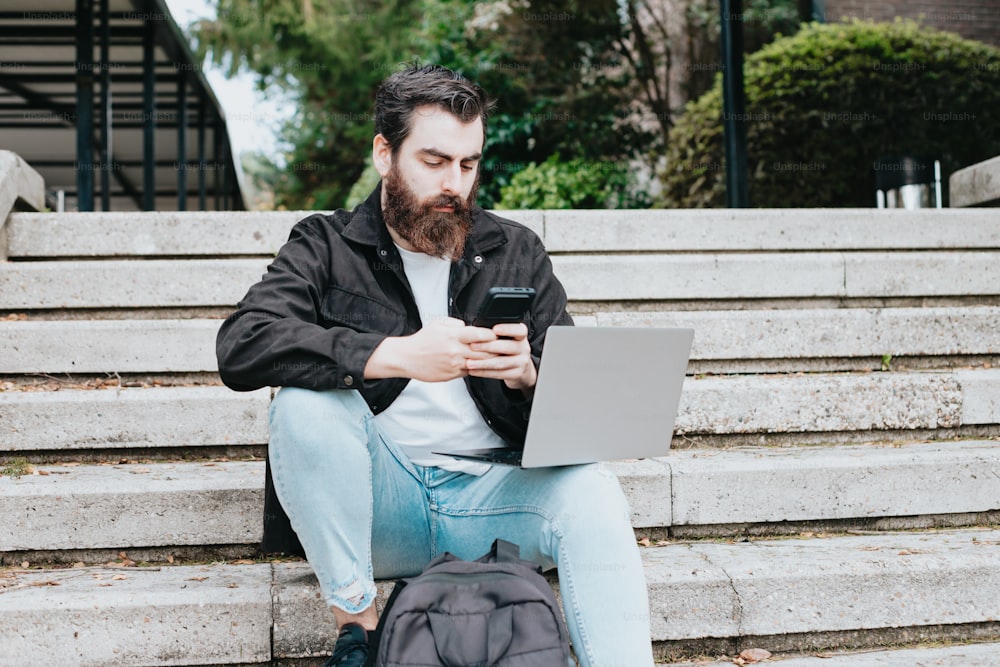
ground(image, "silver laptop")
xmin=437 ymin=326 xmax=694 ymax=468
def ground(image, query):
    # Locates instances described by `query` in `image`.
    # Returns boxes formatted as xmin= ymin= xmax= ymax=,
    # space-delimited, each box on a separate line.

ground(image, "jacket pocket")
xmin=320 ymin=285 xmax=406 ymax=335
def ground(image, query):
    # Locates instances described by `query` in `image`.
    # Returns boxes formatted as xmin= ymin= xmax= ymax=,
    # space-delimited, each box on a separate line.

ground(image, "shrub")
xmin=658 ymin=19 xmax=1000 ymax=207
xmin=496 ymin=154 xmax=651 ymax=209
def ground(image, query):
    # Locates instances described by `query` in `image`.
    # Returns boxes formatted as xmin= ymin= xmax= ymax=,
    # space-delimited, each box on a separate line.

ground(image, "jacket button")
xmin=380 ymin=250 xmax=387 ymax=256
xmin=474 ymin=255 xmax=483 ymax=263
xmin=343 ymin=375 xmax=354 ymax=386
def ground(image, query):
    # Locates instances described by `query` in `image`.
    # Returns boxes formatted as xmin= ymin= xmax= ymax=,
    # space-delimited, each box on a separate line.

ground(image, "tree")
xmin=194 ymin=0 xmax=425 ymax=209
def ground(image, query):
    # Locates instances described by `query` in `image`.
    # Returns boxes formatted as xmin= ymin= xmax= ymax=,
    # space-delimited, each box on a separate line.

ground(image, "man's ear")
xmin=373 ymin=134 xmax=392 ymax=178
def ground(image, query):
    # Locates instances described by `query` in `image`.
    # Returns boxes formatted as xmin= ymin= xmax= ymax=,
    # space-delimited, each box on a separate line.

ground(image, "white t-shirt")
xmin=373 ymin=245 xmax=507 ymax=474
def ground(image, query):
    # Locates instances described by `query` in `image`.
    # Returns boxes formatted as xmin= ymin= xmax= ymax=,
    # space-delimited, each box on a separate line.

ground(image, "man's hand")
xmin=365 ymin=317 xmax=496 ymax=382
xmin=466 ymin=322 xmax=537 ymax=392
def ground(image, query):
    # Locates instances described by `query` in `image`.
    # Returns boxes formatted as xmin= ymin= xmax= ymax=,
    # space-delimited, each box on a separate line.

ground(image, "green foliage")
xmin=659 ymin=20 xmax=1000 ymax=208
xmin=495 ymin=154 xmax=650 ymax=209
xmin=196 ymin=0 xmax=652 ymax=209
xmin=344 ymin=161 xmax=381 ymax=210
xmin=194 ymin=0 xmax=425 ymax=209
xmin=416 ymin=0 xmax=650 ymax=207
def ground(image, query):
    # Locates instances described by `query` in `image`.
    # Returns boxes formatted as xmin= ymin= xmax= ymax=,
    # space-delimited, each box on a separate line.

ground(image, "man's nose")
xmin=440 ymin=162 xmax=462 ymax=195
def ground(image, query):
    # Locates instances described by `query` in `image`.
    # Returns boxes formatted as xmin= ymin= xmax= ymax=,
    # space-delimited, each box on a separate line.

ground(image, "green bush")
xmin=659 ymin=19 xmax=1000 ymax=207
xmin=495 ymin=154 xmax=650 ymax=209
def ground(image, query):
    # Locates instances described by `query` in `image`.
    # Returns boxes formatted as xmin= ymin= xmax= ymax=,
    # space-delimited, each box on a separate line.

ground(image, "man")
xmin=217 ymin=64 xmax=655 ymax=667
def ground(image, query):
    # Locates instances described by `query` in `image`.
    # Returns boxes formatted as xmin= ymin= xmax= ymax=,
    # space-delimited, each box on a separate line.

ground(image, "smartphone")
xmin=472 ymin=287 xmax=536 ymax=329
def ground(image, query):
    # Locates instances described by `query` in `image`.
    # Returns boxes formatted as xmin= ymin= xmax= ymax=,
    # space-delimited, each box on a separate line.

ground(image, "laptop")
xmin=436 ymin=326 xmax=694 ymax=468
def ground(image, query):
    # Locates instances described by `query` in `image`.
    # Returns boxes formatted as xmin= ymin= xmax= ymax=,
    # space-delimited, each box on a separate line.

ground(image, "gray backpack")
xmin=372 ymin=539 xmax=575 ymax=666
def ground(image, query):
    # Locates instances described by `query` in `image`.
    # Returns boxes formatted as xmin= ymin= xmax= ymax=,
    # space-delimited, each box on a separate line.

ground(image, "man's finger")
xmin=491 ymin=322 xmax=528 ymax=339
xmin=458 ymin=326 xmax=499 ymax=344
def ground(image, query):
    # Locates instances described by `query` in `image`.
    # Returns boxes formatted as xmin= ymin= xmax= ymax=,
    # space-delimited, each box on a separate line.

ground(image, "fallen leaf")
xmin=737 ymin=648 xmax=772 ymax=663
xmin=231 ymin=559 xmax=255 ymax=565
xmin=637 ymin=537 xmax=651 ymax=547
xmin=112 ymin=574 xmax=127 ymax=581
xmin=187 ymin=576 xmax=208 ymax=582
xmin=20 ymin=561 xmax=29 ymax=569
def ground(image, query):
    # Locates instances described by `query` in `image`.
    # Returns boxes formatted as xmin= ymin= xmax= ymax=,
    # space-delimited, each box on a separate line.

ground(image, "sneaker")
xmin=324 ymin=623 xmax=370 ymax=667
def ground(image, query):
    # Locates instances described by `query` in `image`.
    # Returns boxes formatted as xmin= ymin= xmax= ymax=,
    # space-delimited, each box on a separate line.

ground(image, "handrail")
xmin=950 ymin=155 xmax=1000 ymax=207
xmin=0 ymin=150 xmax=45 ymax=260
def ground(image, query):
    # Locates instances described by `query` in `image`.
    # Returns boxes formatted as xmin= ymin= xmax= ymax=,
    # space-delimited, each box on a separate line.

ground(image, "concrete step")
xmin=3 ymin=370 xmax=998 ymax=454
xmin=551 ymin=251 xmax=1000 ymax=301
xmin=0 ymin=386 xmax=269 ymax=453
xmin=3 ymin=528 xmax=999 ymax=664
xmin=538 ymin=208 xmax=1000 ymax=252
xmin=0 ymin=259 xmax=265 ymax=310
xmin=6 ymin=208 xmax=997 ymax=258
xmin=1 ymin=461 xmax=264 ymax=552
xmin=5 ymin=211 xmax=309 ymax=259
xmin=4 ymin=308 xmax=1000 ymax=375
xmin=581 ymin=305 xmax=1000 ymax=373
xmin=676 ymin=642 xmax=1000 ymax=666
xmin=4 ymin=441 xmax=998 ymax=554
xmin=4 ymin=252 xmax=1000 ymax=310
xmin=4 ymin=369 xmax=999 ymax=454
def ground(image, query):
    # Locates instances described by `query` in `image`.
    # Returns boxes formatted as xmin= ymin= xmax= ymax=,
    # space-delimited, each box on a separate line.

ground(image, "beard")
xmin=382 ymin=164 xmax=477 ymax=261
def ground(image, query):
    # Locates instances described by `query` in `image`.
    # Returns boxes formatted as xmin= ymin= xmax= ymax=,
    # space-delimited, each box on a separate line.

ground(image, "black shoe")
xmin=324 ymin=623 xmax=370 ymax=667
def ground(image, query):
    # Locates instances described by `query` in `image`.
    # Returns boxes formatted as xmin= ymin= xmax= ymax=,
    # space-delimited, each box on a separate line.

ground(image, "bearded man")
xmin=216 ymin=64 xmax=655 ymax=667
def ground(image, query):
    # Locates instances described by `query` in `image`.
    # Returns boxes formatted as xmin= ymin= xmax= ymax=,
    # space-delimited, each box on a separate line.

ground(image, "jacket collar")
xmin=340 ymin=182 xmax=508 ymax=260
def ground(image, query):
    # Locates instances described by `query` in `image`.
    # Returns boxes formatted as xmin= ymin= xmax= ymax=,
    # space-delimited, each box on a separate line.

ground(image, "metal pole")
xmin=213 ymin=116 xmax=222 ymax=210
xmin=797 ymin=1 xmax=826 ymax=22
xmin=177 ymin=72 xmax=187 ymax=210
xmin=720 ymin=0 xmax=749 ymax=208
xmin=75 ymin=0 xmax=95 ymax=212
xmin=197 ymin=98 xmax=206 ymax=210
xmin=142 ymin=19 xmax=156 ymax=211
xmin=99 ymin=0 xmax=111 ymax=211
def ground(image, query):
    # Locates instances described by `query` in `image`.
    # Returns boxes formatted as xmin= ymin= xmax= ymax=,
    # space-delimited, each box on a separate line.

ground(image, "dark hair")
xmin=374 ymin=63 xmax=494 ymax=152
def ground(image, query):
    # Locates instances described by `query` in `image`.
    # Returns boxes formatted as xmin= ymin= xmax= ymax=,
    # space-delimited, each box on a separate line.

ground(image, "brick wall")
xmin=824 ymin=0 xmax=1000 ymax=47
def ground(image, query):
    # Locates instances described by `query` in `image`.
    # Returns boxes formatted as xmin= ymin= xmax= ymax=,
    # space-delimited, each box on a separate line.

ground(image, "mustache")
xmin=426 ymin=193 xmax=466 ymax=211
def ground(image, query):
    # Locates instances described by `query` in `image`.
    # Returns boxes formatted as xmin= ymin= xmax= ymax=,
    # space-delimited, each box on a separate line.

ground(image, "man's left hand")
xmin=466 ymin=322 xmax=537 ymax=392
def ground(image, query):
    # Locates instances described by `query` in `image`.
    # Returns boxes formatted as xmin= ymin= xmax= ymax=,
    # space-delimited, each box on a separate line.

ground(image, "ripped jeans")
xmin=268 ymin=387 xmax=655 ymax=667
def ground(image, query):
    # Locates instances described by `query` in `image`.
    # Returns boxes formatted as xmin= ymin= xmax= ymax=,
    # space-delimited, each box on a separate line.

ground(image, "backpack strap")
xmin=491 ymin=538 xmax=520 ymax=564
xmin=366 ymin=579 xmax=408 ymax=667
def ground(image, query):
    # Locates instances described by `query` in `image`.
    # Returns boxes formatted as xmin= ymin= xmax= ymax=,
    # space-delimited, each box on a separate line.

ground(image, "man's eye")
xmin=425 ymin=161 xmax=441 ymax=168
xmin=461 ymin=164 xmax=475 ymax=172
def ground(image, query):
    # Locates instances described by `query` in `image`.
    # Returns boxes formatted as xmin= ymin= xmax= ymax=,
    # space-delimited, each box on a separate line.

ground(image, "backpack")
xmin=370 ymin=539 xmax=575 ymax=667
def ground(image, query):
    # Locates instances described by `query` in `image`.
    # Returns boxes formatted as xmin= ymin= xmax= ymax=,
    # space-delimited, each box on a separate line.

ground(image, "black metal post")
xmin=720 ymin=0 xmax=749 ymax=208
xmin=75 ymin=0 xmax=95 ymax=211
xmin=213 ymin=116 xmax=222 ymax=210
xmin=177 ymin=72 xmax=187 ymax=210
xmin=99 ymin=0 xmax=111 ymax=211
xmin=142 ymin=19 xmax=156 ymax=211
xmin=799 ymin=0 xmax=826 ymax=22
xmin=197 ymin=98 xmax=206 ymax=210
xmin=222 ymin=139 xmax=231 ymax=210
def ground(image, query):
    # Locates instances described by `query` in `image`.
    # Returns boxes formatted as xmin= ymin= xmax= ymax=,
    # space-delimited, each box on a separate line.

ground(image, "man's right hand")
xmin=364 ymin=317 xmax=498 ymax=382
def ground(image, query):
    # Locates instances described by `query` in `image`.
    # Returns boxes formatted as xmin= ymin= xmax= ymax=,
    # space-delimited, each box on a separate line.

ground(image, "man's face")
xmin=376 ymin=105 xmax=484 ymax=259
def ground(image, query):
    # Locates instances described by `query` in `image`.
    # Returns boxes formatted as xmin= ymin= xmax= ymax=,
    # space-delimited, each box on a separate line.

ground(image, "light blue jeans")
xmin=268 ymin=387 xmax=655 ymax=667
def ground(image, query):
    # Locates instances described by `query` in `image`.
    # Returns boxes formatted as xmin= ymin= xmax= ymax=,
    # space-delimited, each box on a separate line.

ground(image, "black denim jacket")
xmin=216 ymin=184 xmax=573 ymax=554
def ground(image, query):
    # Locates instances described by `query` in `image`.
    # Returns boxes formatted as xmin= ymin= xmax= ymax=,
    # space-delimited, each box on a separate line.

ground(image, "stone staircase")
xmin=2 ymin=152 xmax=1000 ymax=665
